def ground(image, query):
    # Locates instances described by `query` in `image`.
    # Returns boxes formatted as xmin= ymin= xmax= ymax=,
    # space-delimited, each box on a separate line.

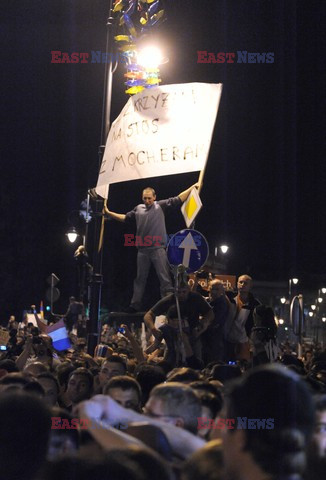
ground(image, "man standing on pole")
xmin=104 ymin=183 xmax=198 ymax=312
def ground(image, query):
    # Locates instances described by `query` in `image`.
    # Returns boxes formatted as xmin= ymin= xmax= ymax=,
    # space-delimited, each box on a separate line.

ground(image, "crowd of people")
xmin=0 ymin=273 xmax=325 ymax=480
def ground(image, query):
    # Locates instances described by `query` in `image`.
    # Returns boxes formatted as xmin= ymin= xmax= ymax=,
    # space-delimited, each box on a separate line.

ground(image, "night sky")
xmin=1 ymin=0 xmax=325 ymax=321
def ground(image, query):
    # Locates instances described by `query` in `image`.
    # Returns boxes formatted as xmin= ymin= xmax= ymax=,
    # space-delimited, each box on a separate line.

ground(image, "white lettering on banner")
xmin=96 ymin=83 xmax=223 ymax=196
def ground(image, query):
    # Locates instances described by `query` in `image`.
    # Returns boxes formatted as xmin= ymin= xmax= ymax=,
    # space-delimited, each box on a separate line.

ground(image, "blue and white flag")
xmin=47 ymin=319 xmax=71 ymax=351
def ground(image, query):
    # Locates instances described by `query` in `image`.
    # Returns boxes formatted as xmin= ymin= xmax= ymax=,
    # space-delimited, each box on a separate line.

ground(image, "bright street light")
xmin=137 ymin=46 xmax=164 ymax=69
xmin=311 ymin=305 xmax=316 ymax=310
xmin=220 ymin=245 xmax=229 ymax=254
xmin=280 ymin=297 xmax=286 ymax=304
xmin=292 ymin=278 xmax=299 ymax=284
xmin=318 ymin=297 xmax=323 ymax=303
xmin=66 ymin=227 xmax=78 ymax=243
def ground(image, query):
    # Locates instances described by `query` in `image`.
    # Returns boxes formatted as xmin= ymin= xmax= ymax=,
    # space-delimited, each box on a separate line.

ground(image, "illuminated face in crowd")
xmin=142 ymin=189 xmax=156 ymax=207
xmin=237 ymin=275 xmax=252 ymax=294
xmin=66 ymin=374 xmax=91 ymax=404
xmin=106 ymin=387 xmax=141 ymax=412
xmin=99 ymin=360 xmax=126 ymax=384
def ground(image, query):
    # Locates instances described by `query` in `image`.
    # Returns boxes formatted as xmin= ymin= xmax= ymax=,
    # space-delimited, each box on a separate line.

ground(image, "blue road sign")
xmin=167 ymin=229 xmax=209 ymax=273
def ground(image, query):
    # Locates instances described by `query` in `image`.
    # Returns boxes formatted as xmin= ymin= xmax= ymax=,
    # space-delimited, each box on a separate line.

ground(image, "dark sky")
xmin=1 ymin=0 xmax=325 ymax=320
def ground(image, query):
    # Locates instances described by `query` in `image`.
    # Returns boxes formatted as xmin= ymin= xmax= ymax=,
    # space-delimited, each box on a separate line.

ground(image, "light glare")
xmin=137 ymin=46 xmax=163 ymax=69
xmin=66 ymin=227 xmax=78 ymax=243
xmin=220 ymin=245 xmax=229 ymax=254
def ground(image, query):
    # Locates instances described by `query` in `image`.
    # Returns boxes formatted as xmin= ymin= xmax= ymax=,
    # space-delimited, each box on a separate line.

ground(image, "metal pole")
xmin=87 ymin=1 xmax=115 ymax=355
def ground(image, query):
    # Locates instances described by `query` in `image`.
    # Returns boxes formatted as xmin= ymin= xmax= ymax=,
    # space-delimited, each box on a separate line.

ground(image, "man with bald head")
xmin=225 ymin=274 xmax=260 ymax=362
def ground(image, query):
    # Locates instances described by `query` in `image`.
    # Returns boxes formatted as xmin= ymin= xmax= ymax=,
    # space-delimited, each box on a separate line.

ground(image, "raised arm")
xmin=178 ymin=182 xmax=200 ymax=203
xmin=103 ymin=205 xmax=126 ymax=223
xmin=120 ymin=324 xmax=145 ymax=364
xmin=15 ymin=335 xmax=33 ymax=370
xmin=143 ymin=310 xmax=162 ymax=340
xmin=31 ymin=304 xmax=47 ymax=333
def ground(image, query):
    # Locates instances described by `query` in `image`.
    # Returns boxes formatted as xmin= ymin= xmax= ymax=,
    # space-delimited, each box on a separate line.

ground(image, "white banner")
xmin=96 ymin=82 xmax=223 ymax=198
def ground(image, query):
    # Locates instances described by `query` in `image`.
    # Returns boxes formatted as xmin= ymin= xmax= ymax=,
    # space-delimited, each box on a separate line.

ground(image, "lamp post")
xmin=213 ymin=244 xmax=229 ymax=272
xmin=65 ymin=199 xmax=92 ymax=246
xmin=86 ymin=5 xmax=165 ymax=354
xmin=87 ymin=0 xmax=115 ymax=355
xmin=288 ymin=277 xmax=299 ymax=299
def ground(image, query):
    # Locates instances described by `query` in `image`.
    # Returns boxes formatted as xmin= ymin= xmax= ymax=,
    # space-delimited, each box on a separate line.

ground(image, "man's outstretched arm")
xmin=103 ymin=205 xmax=126 ymax=223
xmin=144 ymin=309 xmax=163 ymax=340
xmin=178 ymin=183 xmax=200 ymax=203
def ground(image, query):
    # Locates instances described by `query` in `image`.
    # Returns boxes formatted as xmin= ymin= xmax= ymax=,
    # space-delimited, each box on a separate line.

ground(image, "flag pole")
xmin=197 ymin=157 xmax=208 ymax=195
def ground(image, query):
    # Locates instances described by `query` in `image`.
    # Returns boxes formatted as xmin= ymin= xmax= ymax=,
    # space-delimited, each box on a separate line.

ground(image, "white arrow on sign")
xmin=179 ymin=232 xmax=198 ymax=268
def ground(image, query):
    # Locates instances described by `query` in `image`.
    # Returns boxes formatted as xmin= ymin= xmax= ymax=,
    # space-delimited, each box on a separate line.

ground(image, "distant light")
xmin=311 ymin=305 xmax=316 ymax=310
xmin=280 ymin=297 xmax=286 ymax=304
xmin=279 ymin=319 xmax=284 ymax=325
xmin=308 ymin=312 xmax=314 ymax=317
xmin=220 ymin=245 xmax=229 ymax=254
xmin=284 ymin=327 xmax=288 ymax=331
xmin=66 ymin=227 xmax=78 ymax=243
xmin=318 ymin=297 xmax=323 ymax=303
xmin=46 ymin=306 xmax=51 ymax=312
xmin=137 ymin=46 xmax=164 ymax=69
xmin=322 ymin=317 xmax=326 ymax=323
xmin=292 ymin=278 xmax=299 ymax=285
xmin=322 ymin=288 xmax=326 ymax=294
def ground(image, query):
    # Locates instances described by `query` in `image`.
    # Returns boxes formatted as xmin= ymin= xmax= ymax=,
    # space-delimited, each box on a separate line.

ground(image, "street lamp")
xmin=288 ymin=277 xmax=299 ymax=298
xmin=66 ymin=227 xmax=78 ymax=243
xmin=137 ymin=46 xmax=165 ymax=69
xmin=212 ymin=243 xmax=230 ymax=272
xmin=280 ymin=297 xmax=286 ymax=304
